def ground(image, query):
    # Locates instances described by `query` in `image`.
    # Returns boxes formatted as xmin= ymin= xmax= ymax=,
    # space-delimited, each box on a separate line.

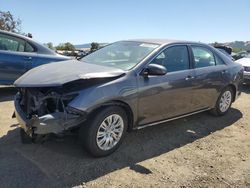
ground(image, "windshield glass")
xmin=81 ymin=41 xmax=159 ymax=70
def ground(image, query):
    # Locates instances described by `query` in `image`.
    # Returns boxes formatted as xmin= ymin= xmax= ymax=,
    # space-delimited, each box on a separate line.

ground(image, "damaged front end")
xmin=14 ymin=87 xmax=86 ymax=137
xmin=13 ymin=60 xmax=126 ymax=139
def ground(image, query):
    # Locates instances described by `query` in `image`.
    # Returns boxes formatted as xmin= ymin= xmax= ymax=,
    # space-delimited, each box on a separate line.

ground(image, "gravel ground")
xmin=0 ymin=86 xmax=249 ymax=188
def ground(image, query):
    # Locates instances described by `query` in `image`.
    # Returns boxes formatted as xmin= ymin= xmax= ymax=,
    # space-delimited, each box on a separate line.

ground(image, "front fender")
xmin=68 ymin=76 xmax=138 ymax=121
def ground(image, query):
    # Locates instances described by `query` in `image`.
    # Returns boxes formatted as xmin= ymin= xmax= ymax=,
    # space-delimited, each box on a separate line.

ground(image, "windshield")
xmin=81 ymin=41 xmax=159 ymax=70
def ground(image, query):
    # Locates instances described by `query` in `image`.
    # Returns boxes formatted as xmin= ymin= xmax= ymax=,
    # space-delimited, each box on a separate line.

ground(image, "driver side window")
xmin=150 ymin=45 xmax=190 ymax=72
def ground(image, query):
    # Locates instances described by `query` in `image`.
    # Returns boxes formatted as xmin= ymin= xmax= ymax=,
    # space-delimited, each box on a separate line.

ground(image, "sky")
xmin=1 ymin=0 xmax=250 ymax=45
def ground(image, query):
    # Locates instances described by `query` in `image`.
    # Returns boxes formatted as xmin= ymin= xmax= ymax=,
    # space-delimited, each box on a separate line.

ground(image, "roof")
xmin=124 ymin=39 xmax=188 ymax=45
xmin=0 ymin=29 xmax=32 ymax=41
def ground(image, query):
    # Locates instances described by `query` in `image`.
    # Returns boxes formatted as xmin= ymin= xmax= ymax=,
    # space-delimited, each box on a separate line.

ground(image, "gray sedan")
xmin=13 ymin=39 xmax=243 ymax=157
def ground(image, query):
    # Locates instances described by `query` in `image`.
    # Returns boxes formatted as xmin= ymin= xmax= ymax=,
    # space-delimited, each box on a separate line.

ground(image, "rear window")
xmin=25 ymin=42 xmax=35 ymax=52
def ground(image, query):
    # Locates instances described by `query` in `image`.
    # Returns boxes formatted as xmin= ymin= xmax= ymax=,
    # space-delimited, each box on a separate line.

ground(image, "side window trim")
xmin=214 ymin=53 xmax=226 ymax=65
xmin=143 ymin=44 xmax=191 ymax=73
xmin=24 ymin=41 xmax=37 ymax=53
xmin=187 ymin=45 xmax=194 ymax=69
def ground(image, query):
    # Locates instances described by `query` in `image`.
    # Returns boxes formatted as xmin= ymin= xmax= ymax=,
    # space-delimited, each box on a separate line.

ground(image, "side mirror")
xmin=142 ymin=64 xmax=167 ymax=76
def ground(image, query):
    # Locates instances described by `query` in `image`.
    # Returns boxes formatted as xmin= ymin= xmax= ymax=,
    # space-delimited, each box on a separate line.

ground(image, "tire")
xmin=79 ymin=106 xmax=128 ymax=157
xmin=20 ymin=128 xmax=32 ymax=144
xmin=210 ymin=87 xmax=233 ymax=116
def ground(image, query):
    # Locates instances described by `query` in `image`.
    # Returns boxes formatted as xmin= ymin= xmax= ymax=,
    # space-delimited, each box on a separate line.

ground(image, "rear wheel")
xmin=210 ymin=87 xmax=233 ymax=116
xmin=79 ymin=106 xmax=128 ymax=157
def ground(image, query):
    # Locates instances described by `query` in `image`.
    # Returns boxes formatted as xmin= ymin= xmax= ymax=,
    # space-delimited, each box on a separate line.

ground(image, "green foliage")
xmin=56 ymin=42 xmax=75 ymax=51
xmin=90 ymin=42 xmax=100 ymax=52
xmin=0 ymin=11 xmax=21 ymax=33
xmin=44 ymin=42 xmax=54 ymax=50
xmin=232 ymin=48 xmax=242 ymax=53
xmin=213 ymin=42 xmax=221 ymax=47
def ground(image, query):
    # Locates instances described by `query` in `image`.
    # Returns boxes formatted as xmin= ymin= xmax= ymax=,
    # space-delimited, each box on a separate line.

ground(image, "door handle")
xmin=23 ymin=56 xmax=32 ymax=60
xmin=185 ymin=75 xmax=195 ymax=81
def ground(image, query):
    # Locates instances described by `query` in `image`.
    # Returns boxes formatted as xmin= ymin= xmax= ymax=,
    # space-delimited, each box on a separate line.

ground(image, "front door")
xmin=137 ymin=45 xmax=196 ymax=125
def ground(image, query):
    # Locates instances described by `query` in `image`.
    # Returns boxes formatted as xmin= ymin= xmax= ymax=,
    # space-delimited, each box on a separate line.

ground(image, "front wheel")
xmin=79 ymin=106 xmax=128 ymax=157
xmin=210 ymin=87 xmax=233 ymax=116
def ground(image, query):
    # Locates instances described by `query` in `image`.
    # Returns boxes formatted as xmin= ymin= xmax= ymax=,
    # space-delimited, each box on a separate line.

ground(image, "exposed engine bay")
xmin=16 ymin=87 xmax=85 ymax=135
xmin=14 ymin=74 xmax=124 ymax=138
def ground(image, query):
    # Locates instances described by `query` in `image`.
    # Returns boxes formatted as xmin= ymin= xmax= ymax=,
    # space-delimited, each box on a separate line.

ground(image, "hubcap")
xmin=219 ymin=90 xmax=232 ymax=112
xmin=96 ymin=114 xmax=124 ymax=151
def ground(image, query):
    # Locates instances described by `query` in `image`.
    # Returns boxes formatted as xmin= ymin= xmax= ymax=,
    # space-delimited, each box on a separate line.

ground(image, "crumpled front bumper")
xmin=14 ymin=93 xmax=86 ymax=135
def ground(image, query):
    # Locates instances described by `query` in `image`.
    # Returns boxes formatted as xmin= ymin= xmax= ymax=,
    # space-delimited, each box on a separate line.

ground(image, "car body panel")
xmin=68 ymin=72 xmax=138 ymax=124
xmin=191 ymin=65 xmax=228 ymax=109
xmin=137 ymin=69 xmax=196 ymax=125
xmin=0 ymin=50 xmax=36 ymax=84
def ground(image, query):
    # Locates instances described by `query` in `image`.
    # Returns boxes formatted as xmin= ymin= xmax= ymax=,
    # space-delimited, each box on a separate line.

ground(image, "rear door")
xmin=137 ymin=45 xmax=196 ymax=125
xmin=0 ymin=33 xmax=37 ymax=84
xmin=190 ymin=45 xmax=228 ymax=109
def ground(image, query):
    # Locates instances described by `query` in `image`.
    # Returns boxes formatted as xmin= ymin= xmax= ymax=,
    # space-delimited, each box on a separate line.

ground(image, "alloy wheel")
xmin=96 ymin=114 xmax=124 ymax=151
xmin=219 ymin=90 xmax=232 ymax=112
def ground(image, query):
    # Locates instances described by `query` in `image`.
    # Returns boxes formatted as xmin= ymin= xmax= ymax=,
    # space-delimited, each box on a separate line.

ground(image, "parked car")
xmin=236 ymin=54 xmax=250 ymax=83
xmin=14 ymin=39 xmax=244 ymax=157
xmin=214 ymin=46 xmax=234 ymax=61
xmin=233 ymin=51 xmax=249 ymax=60
xmin=0 ymin=30 xmax=70 ymax=85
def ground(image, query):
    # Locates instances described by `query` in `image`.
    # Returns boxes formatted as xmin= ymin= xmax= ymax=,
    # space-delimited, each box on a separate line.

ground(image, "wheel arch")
xmin=227 ymin=83 xmax=237 ymax=102
xmin=87 ymin=100 xmax=134 ymax=132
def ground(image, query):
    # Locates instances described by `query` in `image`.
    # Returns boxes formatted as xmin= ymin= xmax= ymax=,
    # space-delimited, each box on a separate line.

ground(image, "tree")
xmin=0 ymin=11 xmax=21 ymax=33
xmin=56 ymin=42 xmax=75 ymax=51
xmin=44 ymin=42 xmax=54 ymax=50
xmin=232 ymin=48 xmax=242 ymax=53
xmin=90 ymin=42 xmax=99 ymax=52
xmin=64 ymin=42 xmax=75 ymax=51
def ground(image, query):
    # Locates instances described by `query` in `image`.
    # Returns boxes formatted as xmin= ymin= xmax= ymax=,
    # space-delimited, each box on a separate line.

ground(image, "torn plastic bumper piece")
xmin=14 ymin=94 xmax=86 ymax=135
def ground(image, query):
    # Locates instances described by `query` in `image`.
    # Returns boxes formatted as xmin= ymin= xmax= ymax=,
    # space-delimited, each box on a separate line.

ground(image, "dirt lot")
xmin=0 ymin=86 xmax=250 ymax=188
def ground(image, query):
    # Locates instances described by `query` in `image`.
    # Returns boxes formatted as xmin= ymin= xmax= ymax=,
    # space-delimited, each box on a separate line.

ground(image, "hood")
xmin=235 ymin=58 xmax=250 ymax=67
xmin=14 ymin=60 xmax=125 ymax=87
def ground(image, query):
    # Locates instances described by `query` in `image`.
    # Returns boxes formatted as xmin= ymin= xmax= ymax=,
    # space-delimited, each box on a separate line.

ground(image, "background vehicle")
xmin=233 ymin=51 xmax=250 ymax=60
xmin=14 ymin=40 xmax=243 ymax=157
xmin=236 ymin=54 xmax=250 ymax=84
xmin=0 ymin=30 xmax=70 ymax=85
xmin=214 ymin=45 xmax=234 ymax=60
